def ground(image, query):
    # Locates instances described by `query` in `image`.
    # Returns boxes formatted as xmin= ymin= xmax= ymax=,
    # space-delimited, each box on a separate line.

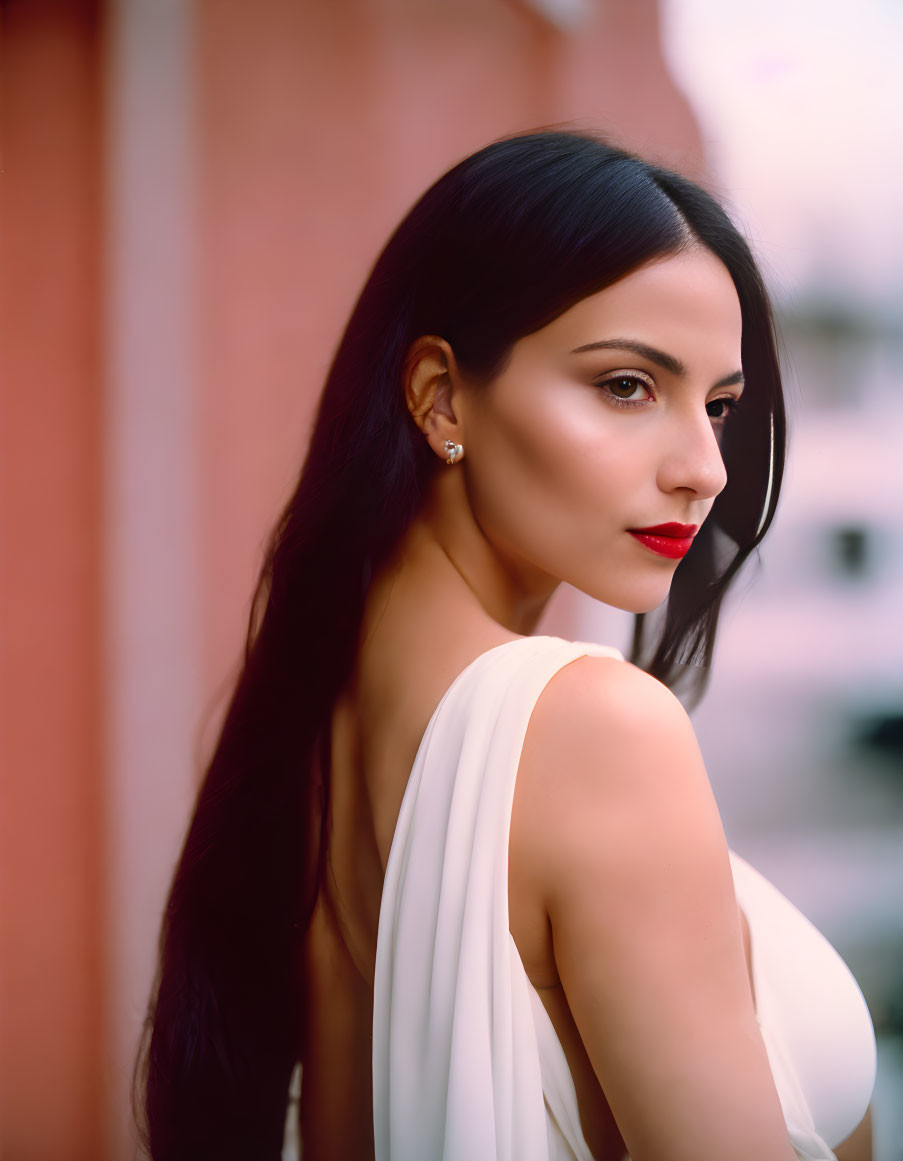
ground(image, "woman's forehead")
xmin=514 ymin=250 xmax=743 ymax=371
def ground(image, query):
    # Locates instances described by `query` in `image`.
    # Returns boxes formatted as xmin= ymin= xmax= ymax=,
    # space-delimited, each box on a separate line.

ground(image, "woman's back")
xmin=299 ymin=620 xmax=486 ymax=1157
xmin=300 ymin=612 xmax=629 ymax=1160
xmin=298 ymin=534 xmax=518 ymax=1157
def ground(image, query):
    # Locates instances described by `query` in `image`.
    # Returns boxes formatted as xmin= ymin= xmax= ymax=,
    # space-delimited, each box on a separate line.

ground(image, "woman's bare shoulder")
xmin=512 ymin=652 xmax=724 ymax=948
xmin=512 ymin=654 xmax=795 ymax=1160
xmin=518 ymin=653 xmax=706 ymax=820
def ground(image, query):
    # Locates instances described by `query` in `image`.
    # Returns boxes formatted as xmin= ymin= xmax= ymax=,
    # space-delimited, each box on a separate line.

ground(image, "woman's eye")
xmin=600 ymin=375 xmax=652 ymax=404
xmin=705 ymin=396 xmax=738 ymax=422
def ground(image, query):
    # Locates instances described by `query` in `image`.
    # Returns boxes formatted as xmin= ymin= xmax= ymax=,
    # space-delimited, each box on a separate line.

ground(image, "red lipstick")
xmin=628 ymin=523 xmax=698 ymax=559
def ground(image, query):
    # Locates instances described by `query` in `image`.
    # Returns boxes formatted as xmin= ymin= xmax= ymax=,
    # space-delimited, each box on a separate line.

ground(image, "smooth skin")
xmin=300 ymin=248 xmax=872 ymax=1159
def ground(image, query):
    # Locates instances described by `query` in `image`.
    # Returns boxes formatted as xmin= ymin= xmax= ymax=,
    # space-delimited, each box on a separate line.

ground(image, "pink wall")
xmin=0 ymin=4 xmax=108 ymax=1158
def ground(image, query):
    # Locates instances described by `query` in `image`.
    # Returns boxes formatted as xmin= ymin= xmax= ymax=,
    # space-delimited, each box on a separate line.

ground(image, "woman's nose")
xmin=656 ymin=411 xmax=728 ymax=500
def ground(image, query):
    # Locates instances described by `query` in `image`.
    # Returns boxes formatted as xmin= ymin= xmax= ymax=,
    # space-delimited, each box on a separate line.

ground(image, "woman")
xmin=137 ymin=131 xmax=876 ymax=1160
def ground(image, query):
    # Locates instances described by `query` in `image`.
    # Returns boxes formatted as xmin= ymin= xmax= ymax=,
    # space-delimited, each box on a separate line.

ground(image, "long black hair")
xmin=137 ymin=130 xmax=785 ymax=1159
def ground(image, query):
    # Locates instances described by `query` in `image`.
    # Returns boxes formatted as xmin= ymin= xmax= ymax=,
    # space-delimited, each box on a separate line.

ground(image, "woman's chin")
xmin=590 ymin=582 xmax=671 ymax=617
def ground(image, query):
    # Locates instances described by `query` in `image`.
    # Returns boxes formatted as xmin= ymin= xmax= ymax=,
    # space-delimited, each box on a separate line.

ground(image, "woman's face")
xmin=458 ymin=247 xmax=745 ymax=614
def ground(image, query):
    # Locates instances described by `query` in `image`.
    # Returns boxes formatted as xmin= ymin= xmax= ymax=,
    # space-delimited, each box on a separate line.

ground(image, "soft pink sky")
xmin=663 ymin=0 xmax=903 ymax=310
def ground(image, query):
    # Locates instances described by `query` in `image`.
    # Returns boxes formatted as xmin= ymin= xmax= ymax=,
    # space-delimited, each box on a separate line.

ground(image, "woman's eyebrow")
xmin=570 ymin=337 xmax=685 ymax=374
xmin=570 ymin=337 xmax=744 ymax=390
xmin=713 ymin=369 xmax=745 ymax=390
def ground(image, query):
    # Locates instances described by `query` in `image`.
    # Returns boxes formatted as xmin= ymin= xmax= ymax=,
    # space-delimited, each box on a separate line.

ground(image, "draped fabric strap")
xmin=372 ymin=636 xmax=622 ymax=1161
xmin=370 ymin=633 xmax=876 ymax=1161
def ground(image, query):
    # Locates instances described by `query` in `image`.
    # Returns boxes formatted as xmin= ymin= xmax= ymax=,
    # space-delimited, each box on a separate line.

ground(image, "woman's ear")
xmin=404 ymin=336 xmax=465 ymax=461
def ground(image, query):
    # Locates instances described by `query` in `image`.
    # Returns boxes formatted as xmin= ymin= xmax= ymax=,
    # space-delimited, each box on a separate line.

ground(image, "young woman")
xmin=137 ymin=131 xmax=876 ymax=1161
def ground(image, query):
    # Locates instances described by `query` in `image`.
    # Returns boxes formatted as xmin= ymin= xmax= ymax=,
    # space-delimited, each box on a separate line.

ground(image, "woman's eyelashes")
xmin=594 ymin=371 xmax=654 ymax=407
xmin=705 ymin=395 xmax=741 ymax=423
xmin=593 ymin=370 xmax=742 ymax=424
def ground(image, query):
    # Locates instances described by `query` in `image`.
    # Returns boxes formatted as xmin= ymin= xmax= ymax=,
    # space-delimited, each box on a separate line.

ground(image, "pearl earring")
xmin=443 ymin=439 xmax=463 ymax=465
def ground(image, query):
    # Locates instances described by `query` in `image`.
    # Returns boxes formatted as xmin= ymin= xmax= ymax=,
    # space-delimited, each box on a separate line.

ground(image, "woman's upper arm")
xmin=515 ymin=656 xmax=796 ymax=1161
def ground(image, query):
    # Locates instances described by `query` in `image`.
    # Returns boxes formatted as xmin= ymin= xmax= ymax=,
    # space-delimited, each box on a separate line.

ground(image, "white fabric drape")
xmin=368 ymin=635 xmax=874 ymax=1161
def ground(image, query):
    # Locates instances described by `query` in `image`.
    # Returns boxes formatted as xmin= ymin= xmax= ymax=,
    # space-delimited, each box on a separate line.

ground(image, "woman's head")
xmin=307 ymin=128 xmax=783 ymax=680
xmin=405 ymin=244 xmax=743 ymax=616
xmin=139 ymin=130 xmax=784 ymax=1159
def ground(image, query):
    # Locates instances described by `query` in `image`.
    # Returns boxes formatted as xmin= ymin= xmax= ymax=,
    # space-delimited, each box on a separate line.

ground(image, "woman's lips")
xmin=627 ymin=523 xmax=698 ymax=559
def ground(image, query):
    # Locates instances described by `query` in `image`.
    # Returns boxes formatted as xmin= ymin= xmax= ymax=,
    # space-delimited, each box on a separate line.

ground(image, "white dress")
xmin=371 ymin=635 xmax=877 ymax=1161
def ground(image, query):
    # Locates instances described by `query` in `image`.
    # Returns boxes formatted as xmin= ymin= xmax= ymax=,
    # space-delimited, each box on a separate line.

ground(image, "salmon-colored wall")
xmin=0 ymin=3 xmax=108 ymax=1159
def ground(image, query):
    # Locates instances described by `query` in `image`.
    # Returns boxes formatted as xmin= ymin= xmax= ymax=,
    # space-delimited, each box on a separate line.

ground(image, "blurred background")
xmin=0 ymin=0 xmax=900 ymax=1158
